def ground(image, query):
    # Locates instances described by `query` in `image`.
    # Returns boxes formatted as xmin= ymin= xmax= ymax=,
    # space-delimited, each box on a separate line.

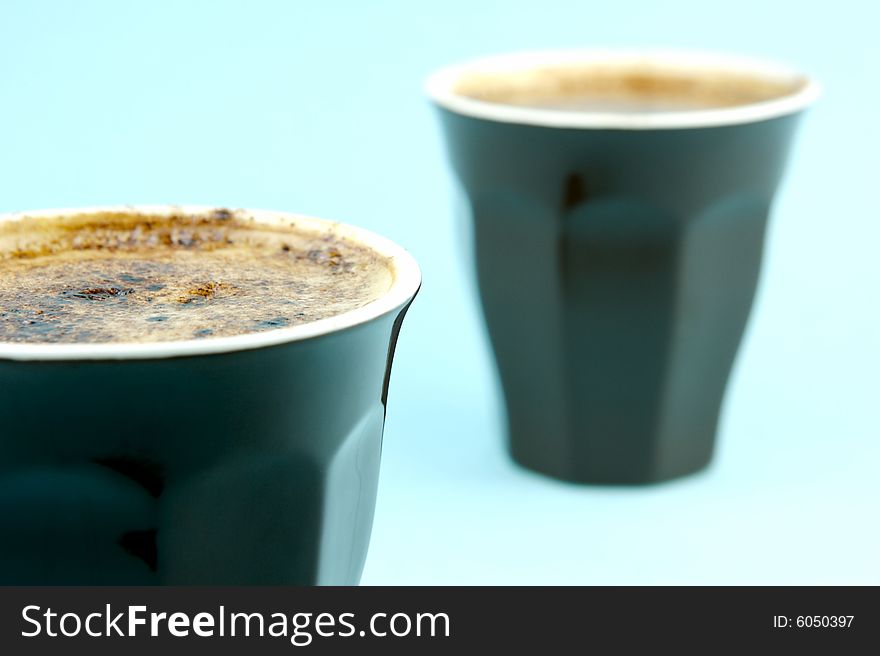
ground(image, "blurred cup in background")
xmin=428 ymin=50 xmax=819 ymax=484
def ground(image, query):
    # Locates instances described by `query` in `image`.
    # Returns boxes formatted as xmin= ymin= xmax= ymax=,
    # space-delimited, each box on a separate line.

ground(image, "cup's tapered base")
xmin=508 ymin=438 xmax=715 ymax=486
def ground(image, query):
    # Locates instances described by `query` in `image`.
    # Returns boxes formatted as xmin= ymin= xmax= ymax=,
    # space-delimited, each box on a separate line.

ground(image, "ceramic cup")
xmin=428 ymin=50 xmax=819 ymax=484
xmin=0 ymin=205 xmax=420 ymax=584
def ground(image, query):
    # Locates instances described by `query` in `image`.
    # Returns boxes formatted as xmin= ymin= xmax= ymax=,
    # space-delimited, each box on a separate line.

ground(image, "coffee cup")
xmin=428 ymin=50 xmax=819 ymax=484
xmin=0 ymin=205 xmax=420 ymax=584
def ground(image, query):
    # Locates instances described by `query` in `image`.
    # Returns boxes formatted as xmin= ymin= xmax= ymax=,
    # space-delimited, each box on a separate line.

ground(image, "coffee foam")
xmin=0 ymin=209 xmax=394 ymax=344
xmin=452 ymin=61 xmax=807 ymax=111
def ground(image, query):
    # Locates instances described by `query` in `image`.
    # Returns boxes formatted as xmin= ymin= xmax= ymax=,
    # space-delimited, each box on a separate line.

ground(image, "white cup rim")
xmin=425 ymin=48 xmax=821 ymax=130
xmin=0 ymin=205 xmax=421 ymax=361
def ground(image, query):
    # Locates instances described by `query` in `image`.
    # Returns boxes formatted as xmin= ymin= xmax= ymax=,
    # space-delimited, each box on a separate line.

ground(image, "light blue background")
xmin=1 ymin=0 xmax=876 ymax=584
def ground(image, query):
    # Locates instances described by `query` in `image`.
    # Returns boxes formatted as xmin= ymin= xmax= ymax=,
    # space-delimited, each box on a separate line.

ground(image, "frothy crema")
xmin=0 ymin=209 xmax=394 ymax=344
xmin=452 ymin=61 xmax=808 ymax=113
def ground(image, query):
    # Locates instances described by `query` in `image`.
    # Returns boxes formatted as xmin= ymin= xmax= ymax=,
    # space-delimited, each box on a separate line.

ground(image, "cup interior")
xmin=0 ymin=205 xmax=421 ymax=361
xmin=426 ymin=50 xmax=819 ymax=129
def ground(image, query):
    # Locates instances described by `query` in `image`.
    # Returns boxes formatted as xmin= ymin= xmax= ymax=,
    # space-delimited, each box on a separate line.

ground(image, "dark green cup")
xmin=428 ymin=50 xmax=819 ymax=484
xmin=0 ymin=205 xmax=420 ymax=584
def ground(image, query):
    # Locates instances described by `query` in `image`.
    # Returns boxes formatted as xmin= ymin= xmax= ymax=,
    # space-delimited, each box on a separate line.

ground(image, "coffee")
xmin=452 ymin=63 xmax=806 ymax=113
xmin=0 ymin=209 xmax=393 ymax=344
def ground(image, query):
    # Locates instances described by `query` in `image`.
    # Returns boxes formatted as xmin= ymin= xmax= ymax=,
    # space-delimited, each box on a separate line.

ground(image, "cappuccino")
xmin=0 ymin=209 xmax=393 ymax=343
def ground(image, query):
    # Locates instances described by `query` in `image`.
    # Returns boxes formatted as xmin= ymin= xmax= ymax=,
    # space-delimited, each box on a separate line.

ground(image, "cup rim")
xmin=0 ymin=205 xmax=421 ymax=361
xmin=425 ymin=48 xmax=821 ymax=130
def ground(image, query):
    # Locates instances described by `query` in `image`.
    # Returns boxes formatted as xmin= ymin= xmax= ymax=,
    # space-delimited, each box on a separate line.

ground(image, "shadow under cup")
xmin=428 ymin=51 xmax=819 ymax=484
xmin=0 ymin=206 xmax=420 ymax=584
